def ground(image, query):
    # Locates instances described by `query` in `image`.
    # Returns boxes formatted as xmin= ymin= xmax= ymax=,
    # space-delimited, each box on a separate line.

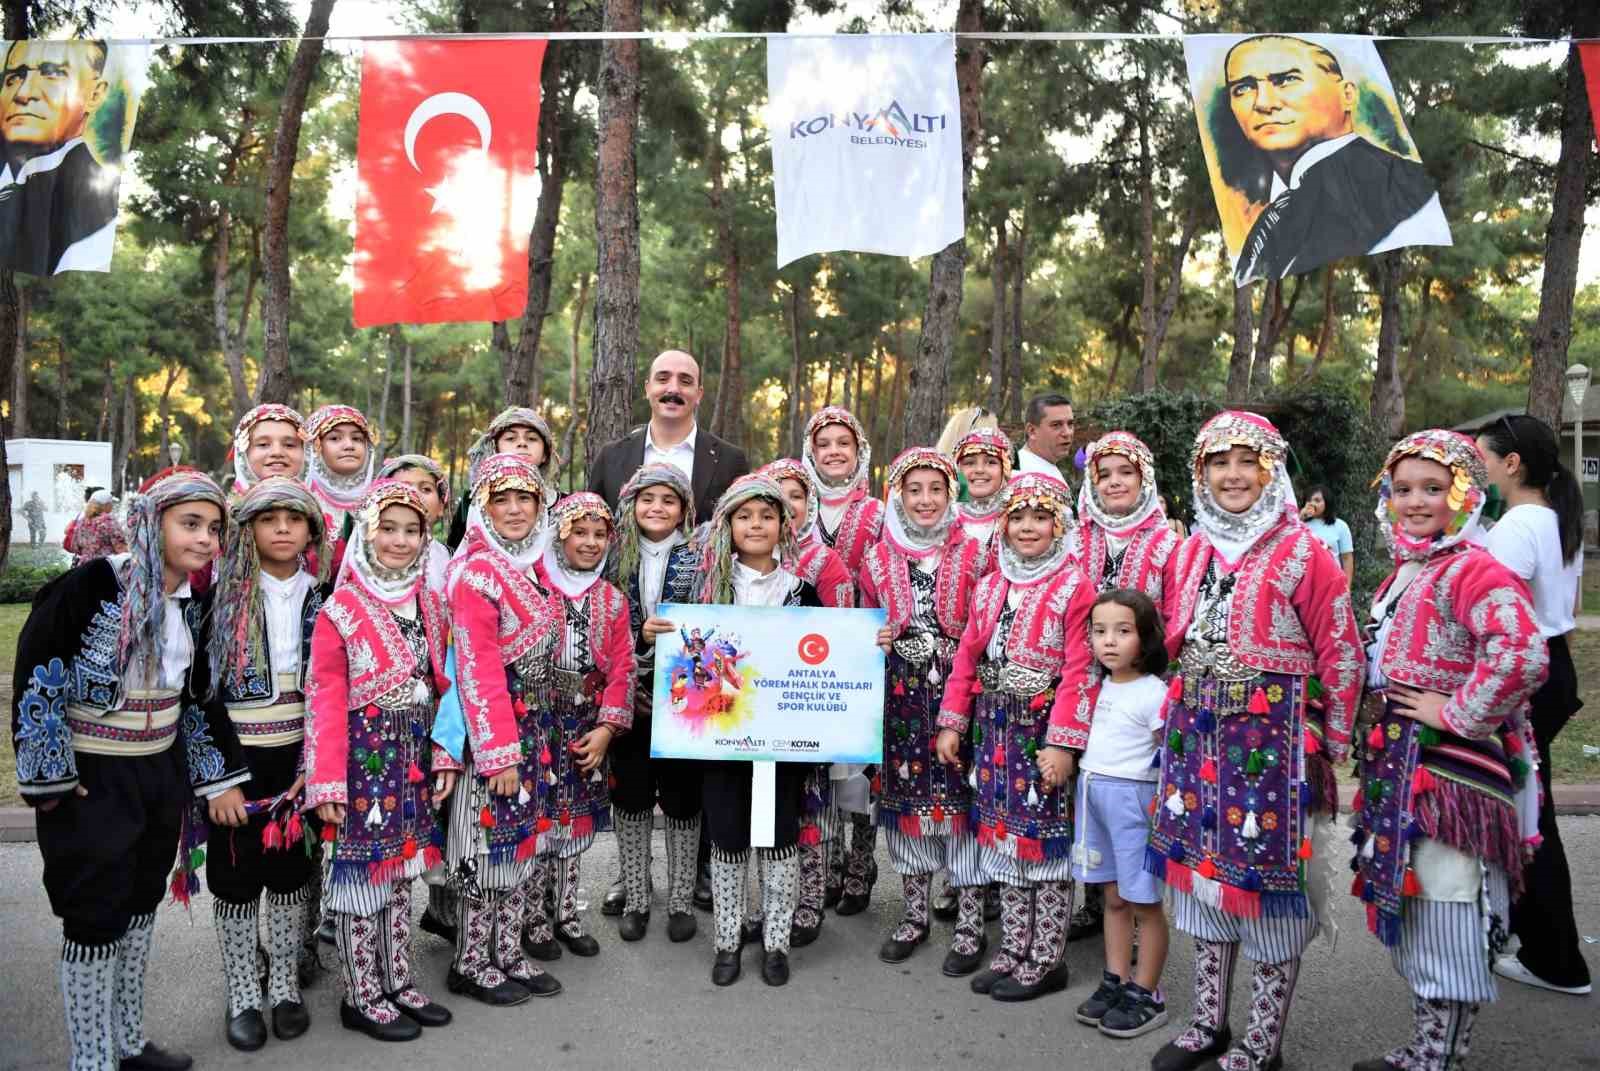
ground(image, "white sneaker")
xmin=1493 ymin=954 xmax=1593 ymax=995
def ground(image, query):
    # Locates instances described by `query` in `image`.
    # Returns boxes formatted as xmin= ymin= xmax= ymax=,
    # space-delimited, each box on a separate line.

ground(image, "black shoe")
xmin=1351 ymin=1061 xmax=1395 ymax=1071
xmin=618 ymin=910 xmax=649 ymax=941
xmin=1215 ymin=1051 xmax=1282 ymax=1071
xmin=983 ymin=885 xmax=1001 ymax=922
xmin=693 ymin=873 xmax=714 ymax=912
xmin=790 ymin=914 xmax=822 ymax=948
xmin=991 ymin=962 xmax=1069 ymax=1002
xmin=878 ymin=925 xmax=928 ymax=963
xmin=602 ymin=878 xmax=627 ymax=917
xmin=388 ymin=988 xmax=452 ymax=1026
xmin=515 ymin=970 xmax=564 ymax=997
xmin=271 ymin=999 xmax=310 ymax=1040
xmin=823 ymin=882 xmax=844 ymax=909
xmin=555 ymin=926 xmax=600 ymax=957
xmin=1067 ymin=903 xmax=1104 ymax=942
xmin=1075 ymin=970 xmax=1124 ymax=1026
xmin=941 ymin=933 xmax=988 ymax=977
xmin=119 ymin=1043 xmax=193 ymax=1071
xmin=712 ymin=949 xmax=742 ymax=986
xmin=835 ymin=889 xmax=870 ymax=916
xmin=316 ymin=914 xmax=337 ymax=945
xmin=1150 ymin=1025 xmax=1232 ymax=1071
xmin=1098 ymin=982 xmax=1168 ymax=1039
xmin=225 ymin=1010 xmax=267 ymax=1052
xmin=523 ymin=933 xmax=562 ymax=961
xmin=931 ymin=885 xmax=958 ymax=921
xmin=446 ymin=967 xmax=531 ymax=1006
xmin=761 ymin=950 xmax=790 ymax=987
xmin=667 ymin=910 xmax=698 ymax=943
xmin=297 ymin=953 xmax=323 ymax=990
xmin=969 ymin=966 xmax=1009 ymax=995
xmin=419 ymin=908 xmax=458 ymax=943
xmin=338 ymin=1001 xmax=420 ymax=1042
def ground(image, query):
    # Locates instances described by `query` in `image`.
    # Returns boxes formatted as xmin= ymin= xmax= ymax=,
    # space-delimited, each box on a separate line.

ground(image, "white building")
xmin=6 ymin=438 xmax=114 ymax=544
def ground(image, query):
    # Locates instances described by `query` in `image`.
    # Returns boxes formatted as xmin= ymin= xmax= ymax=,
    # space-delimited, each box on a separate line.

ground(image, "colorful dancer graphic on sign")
xmin=664 ymin=627 xmax=761 ymax=731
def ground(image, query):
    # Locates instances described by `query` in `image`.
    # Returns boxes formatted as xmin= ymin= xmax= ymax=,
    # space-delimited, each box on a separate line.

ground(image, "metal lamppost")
xmin=1566 ymin=363 xmax=1590 ymax=490
xmin=168 ymin=440 xmax=183 ymax=469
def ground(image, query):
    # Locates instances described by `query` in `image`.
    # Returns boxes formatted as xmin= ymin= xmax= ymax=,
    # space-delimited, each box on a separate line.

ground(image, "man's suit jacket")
xmin=588 ymin=424 xmax=749 ymax=526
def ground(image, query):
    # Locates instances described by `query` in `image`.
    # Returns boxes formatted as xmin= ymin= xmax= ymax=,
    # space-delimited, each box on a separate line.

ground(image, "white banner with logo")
xmin=648 ymin=602 xmax=886 ymax=764
xmin=766 ymin=33 xmax=964 ymax=267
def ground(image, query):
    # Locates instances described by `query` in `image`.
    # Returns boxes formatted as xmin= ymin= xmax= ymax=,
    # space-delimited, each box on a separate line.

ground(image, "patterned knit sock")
xmin=214 ymin=900 xmax=263 ymax=1017
xmin=334 ymin=911 xmax=398 ymax=1024
xmin=991 ymin=884 xmax=1034 ymax=977
xmin=616 ymin=810 xmax=654 ymax=915
xmin=1217 ymin=957 xmax=1300 ymax=1071
xmin=710 ymin=852 xmax=747 ymax=953
xmin=1173 ymin=939 xmax=1240 ymax=1052
xmin=893 ymin=872 xmax=932 ymax=942
xmin=264 ymin=887 xmax=308 ymax=1007
xmin=951 ymin=886 xmax=984 ymax=956
xmin=761 ymin=848 xmax=799 ymax=954
xmin=60 ymin=937 xmax=119 ymax=1071
xmin=665 ymin=817 xmax=700 ymax=915
xmin=112 ymin=913 xmax=155 ymax=1058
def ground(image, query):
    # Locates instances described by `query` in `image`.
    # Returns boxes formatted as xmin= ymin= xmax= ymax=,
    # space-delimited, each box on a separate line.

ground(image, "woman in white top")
xmin=1475 ymin=414 xmax=1591 ymax=996
xmin=1299 ymin=484 xmax=1354 ymax=586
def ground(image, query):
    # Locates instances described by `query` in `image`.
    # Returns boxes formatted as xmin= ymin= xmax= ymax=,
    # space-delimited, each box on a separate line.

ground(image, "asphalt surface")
xmin=1 ymin=821 xmax=1597 ymax=1071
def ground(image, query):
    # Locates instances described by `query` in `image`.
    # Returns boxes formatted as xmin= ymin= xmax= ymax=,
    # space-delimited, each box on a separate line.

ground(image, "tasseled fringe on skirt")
xmin=974 ymin=820 xmax=1070 ymax=862
xmin=1365 ymin=901 xmax=1404 ymax=947
xmin=877 ymin=809 xmax=970 ymax=839
xmin=1145 ymin=846 xmax=1309 ymax=920
xmin=487 ymin=828 xmax=542 ymax=866
xmin=330 ymin=845 xmax=443 ymax=887
xmin=1414 ymin=776 xmax=1525 ymax=898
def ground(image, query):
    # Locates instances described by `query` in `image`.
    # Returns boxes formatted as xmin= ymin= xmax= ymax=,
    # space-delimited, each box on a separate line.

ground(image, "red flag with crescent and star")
xmin=1582 ymin=44 xmax=1600 ymax=151
xmin=352 ymin=38 xmax=545 ymax=327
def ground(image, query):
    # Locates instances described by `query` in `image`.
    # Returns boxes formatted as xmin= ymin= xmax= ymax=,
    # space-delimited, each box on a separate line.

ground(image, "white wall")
xmin=6 ymin=439 xmax=114 ymax=544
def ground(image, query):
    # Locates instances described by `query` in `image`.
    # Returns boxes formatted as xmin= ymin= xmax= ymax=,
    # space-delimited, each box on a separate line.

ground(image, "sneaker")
xmin=1098 ymin=981 xmax=1169 ymax=1039
xmin=1074 ymin=970 xmax=1123 ymax=1026
xmin=1493 ymin=954 xmax=1593 ymax=996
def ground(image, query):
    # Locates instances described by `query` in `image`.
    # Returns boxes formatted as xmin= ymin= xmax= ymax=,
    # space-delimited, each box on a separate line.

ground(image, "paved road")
xmin=2 ymin=822 xmax=1597 ymax=1071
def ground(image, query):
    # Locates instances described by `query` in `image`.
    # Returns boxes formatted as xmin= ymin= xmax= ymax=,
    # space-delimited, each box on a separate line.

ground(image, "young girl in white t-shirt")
xmin=1072 ymin=589 xmax=1171 ymax=1039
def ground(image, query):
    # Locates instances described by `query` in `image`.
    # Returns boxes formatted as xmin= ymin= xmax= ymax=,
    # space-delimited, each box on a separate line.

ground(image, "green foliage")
xmin=0 ymin=556 xmax=67 ymax=604
xmin=1084 ymin=390 xmax=1220 ymax=519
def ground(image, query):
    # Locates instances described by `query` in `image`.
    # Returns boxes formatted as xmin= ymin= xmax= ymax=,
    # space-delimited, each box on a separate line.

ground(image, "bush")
xmin=0 ymin=553 xmax=69 ymax=604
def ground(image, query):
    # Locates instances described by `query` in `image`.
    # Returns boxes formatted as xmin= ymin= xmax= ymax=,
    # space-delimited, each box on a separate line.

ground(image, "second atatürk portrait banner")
xmin=1182 ymin=33 xmax=1452 ymax=288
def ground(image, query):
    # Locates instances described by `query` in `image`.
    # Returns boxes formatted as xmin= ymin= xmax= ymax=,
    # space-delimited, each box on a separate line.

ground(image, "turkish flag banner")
xmin=353 ymin=38 xmax=545 ymax=327
xmin=1582 ymin=44 xmax=1600 ymax=151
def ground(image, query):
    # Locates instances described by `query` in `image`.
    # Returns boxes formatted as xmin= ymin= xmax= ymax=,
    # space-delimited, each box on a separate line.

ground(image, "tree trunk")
xmin=256 ymin=0 xmax=335 ymax=405
xmin=868 ymin=339 xmax=885 ymax=457
xmin=1141 ymin=202 xmax=1202 ymax=390
xmin=213 ymin=200 xmax=251 ymax=416
xmin=1135 ymin=95 xmax=1158 ymax=392
xmin=1249 ymin=280 xmax=1280 ymax=397
xmin=97 ymin=359 xmax=113 ymax=440
xmin=785 ymin=285 xmax=806 ymax=459
xmin=823 ymin=360 xmax=835 ymax=408
xmin=902 ymin=0 xmax=981 ymax=447
xmin=1304 ymin=265 xmax=1337 ymax=381
xmin=9 ymin=281 xmax=25 ymax=438
xmin=1006 ymin=212 xmax=1025 ymax=427
xmin=157 ymin=363 xmax=180 ymax=464
xmin=587 ymin=0 xmax=643 ymax=473
xmin=987 ymin=220 xmax=1007 ymax=414
xmin=378 ymin=327 xmax=397 ymax=454
xmin=706 ymin=86 xmax=744 ymax=448
xmin=562 ymin=272 xmax=591 ymax=489
xmin=1370 ymin=252 xmax=1406 ymax=438
xmin=117 ymin=373 xmax=136 ymax=494
xmin=401 ymin=340 xmax=414 ymax=454
xmin=1526 ymin=37 xmax=1595 ymax=426
xmin=1225 ymin=284 xmax=1253 ymax=404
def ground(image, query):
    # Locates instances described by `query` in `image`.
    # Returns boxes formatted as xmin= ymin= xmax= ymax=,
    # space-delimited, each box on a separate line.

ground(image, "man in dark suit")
xmin=588 ymin=349 xmax=749 ymax=526
xmin=1218 ymin=34 xmax=1449 ymax=286
xmin=0 ymin=39 xmax=120 ymax=276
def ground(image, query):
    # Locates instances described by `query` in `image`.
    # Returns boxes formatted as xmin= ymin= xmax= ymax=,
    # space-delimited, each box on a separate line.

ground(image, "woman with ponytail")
xmin=1476 ymin=414 xmax=1592 ymax=997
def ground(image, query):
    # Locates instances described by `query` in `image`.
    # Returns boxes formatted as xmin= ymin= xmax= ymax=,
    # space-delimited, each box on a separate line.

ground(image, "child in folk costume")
xmin=304 ymin=480 xmax=455 ymax=1043
xmin=232 ymin=404 xmax=308 ymax=495
xmin=936 ymin=472 xmax=1099 ymax=1002
xmin=609 ymin=464 xmax=704 ymax=943
xmin=802 ymin=405 xmax=884 ymax=912
xmin=447 ymin=407 xmax=560 ymax=551
xmin=444 ymin=454 xmax=566 ymax=1004
xmin=204 ymin=477 xmax=332 ymax=1050
xmin=762 ymin=457 xmax=853 ymax=943
xmin=1149 ymin=412 xmax=1364 ymax=1071
xmin=378 ymin=454 xmax=452 ymax=596
xmin=858 ymin=448 xmax=988 ymax=974
xmin=13 ymin=469 xmax=244 ymax=1071
xmin=953 ymin=426 xmax=1014 ymax=573
xmin=1070 ymin=431 xmax=1182 ymax=943
xmin=304 ymin=405 xmax=377 ymax=545
xmin=697 ymin=476 xmax=825 ymax=988
xmin=1350 ymin=431 xmax=1546 ymax=1071
xmin=521 ymin=493 xmax=634 ymax=959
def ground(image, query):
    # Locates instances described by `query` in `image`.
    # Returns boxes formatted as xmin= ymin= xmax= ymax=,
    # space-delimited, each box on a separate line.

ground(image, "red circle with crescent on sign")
xmin=798 ymin=633 xmax=829 ymax=665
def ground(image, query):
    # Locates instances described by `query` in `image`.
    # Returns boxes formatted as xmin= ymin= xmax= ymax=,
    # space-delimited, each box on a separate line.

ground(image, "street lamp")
xmin=1567 ymin=364 xmax=1590 ymax=487
xmin=168 ymin=440 xmax=183 ymax=469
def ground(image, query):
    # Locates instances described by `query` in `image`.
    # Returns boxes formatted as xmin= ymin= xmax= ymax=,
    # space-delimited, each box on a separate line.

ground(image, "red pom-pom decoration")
xmin=1402 ymin=866 xmax=1422 ymax=897
xmin=1198 ymin=758 xmax=1217 ymax=783
xmin=1303 ymin=728 xmax=1321 ymax=755
xmin=406 ymin=762 xmax=424 ymax=784
xmin=1411 ymin=767 xmax=1436 ymax=796
xmin=536 ymin=816 xmax=552 ymax=832
xmin=1167 ymin=675 xmax=1183 ymax=700
xmin=479 ymin=806 xmax=496 ymax=828
xmin=1248 ymin=687 xmax=1270 ymax=715
xmin=993 ymin=820 xmax=1007 ymax=840
xmin=1367 ymin=725 xmax=1385 ymax=750
xmin=320 ymin=823 xmax=338 ymax=843
xmin=1196 ymin=857 xmax=1217 ymax=880
xmin=1297 ymin=836 xmax=1313 ymax=861
xmin=931 ymin=804 xmax=945 ymax=823
xmin=402 ymin=836 xmax=417 ymax=860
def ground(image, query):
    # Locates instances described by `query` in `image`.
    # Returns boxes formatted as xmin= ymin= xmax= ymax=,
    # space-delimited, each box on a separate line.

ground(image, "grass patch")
xmin=1556 ymin=629 xmax=1600 ymax=784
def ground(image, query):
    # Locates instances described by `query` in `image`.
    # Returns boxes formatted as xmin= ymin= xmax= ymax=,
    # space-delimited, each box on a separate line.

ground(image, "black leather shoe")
xmin=516 ymin=971 xmax=563 ymax=997
xmin=711 ymin=949 xmax=742 ymax=986
xmin=338 ymin=1001 xmax=420 ymax=1042
xmin=618 ymin=910 xmax=649 ymax=941
xmin=271 ymin=999 xmax=310 ymax=1040
xmin=789 ymin=915 xmax=822 ymax=948
xmin=388 ymin=988 xmax=453 ymax=1026
xmin=1350 ymin=1060 xmax=1392 ymax=1071
xmin=941 ymin=934 xmax=988 ymax=977
xmin=667 ymin=911 xmax=697 ymax=943
xmin=523 ymin=933 xmax=562 ymax=961
xmin=119 ymin=1043 xmax=193 ymax=1070
xmin=555 ymin=926 xmax=600 ymax=957
xmin=991 ymin=963 xmax=1069 ymax=1002
xmin=823 ymin=882 xmax=843 ymax=909
xmin=693 ymin=873 xmax=714 ymax=912
xmin=835 ymin=889 xmax=870 ymax=916
xmin=419 ymin=908 xmax=458 ymax=943
xmin=447 ymin=968 xmax=531 ymax=1006
xmin=878 ymin=925 xmax=928 ymax=963
xmin=761 ymin=950 xmax=790 ymax=987
xmin=225 ymin=1010 xmax=267 ymax=1052
xmin=602 ymin=876 xmax=629 ymax=916
xmin=931 ymin=885 xmax=958 ymax=921
xmin=1150 ymin=1026 xmax=1232 ymax=1071
xmin=969 ymin=966 xmax=1009 ymax=995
